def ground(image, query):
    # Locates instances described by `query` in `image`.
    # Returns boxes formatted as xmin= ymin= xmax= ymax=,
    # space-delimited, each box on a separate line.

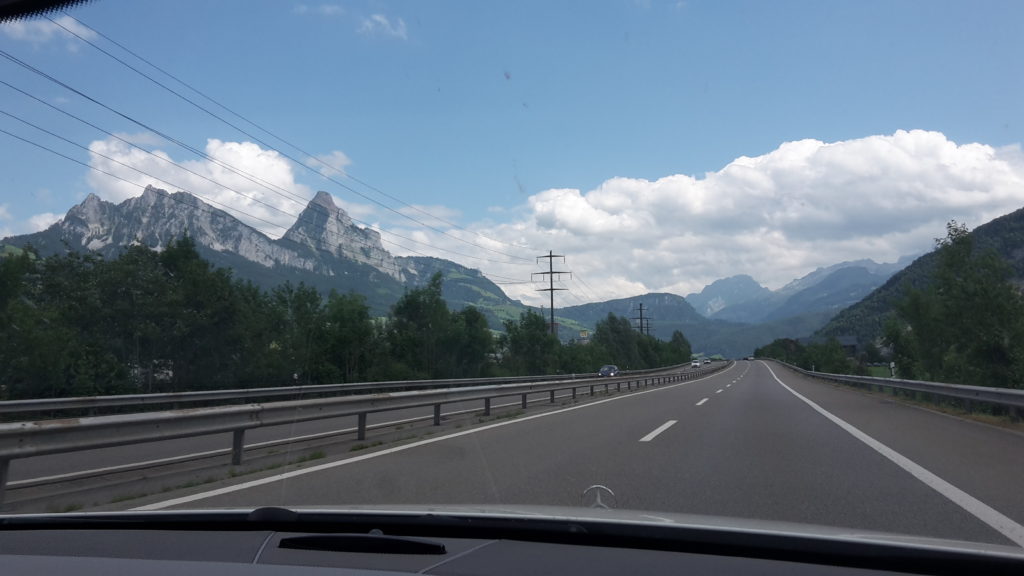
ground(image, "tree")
xmin=271 ymin=281 xmax=326 ymax=385
xmin=443 ymin=306 xmax=493 ymax=378
xmin=322 ymin=291 xmax=376 ymax=382
xmin=885 ymin=221 xmax=1024 ymax=387
xmin=664 ymin=330 xmax=693 ymax=366
xmin=592 ymin=313 xmax=640 ymax=369
xmin=501 ymin=309 xmax=560 ymax=375
xmin=386 ymin=273 xmax=451 ymax=379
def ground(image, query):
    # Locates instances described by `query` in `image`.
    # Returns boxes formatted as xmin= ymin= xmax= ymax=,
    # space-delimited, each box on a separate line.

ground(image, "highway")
xmin=6 ymin=371 xmax=692 ymax=490
xmin=129 ymin=361 xmax=1024 ymax=548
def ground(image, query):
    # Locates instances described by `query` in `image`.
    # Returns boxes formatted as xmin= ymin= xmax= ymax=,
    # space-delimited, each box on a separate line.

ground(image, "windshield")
xmin=2 ymin=0 xmax=1024 ymax=552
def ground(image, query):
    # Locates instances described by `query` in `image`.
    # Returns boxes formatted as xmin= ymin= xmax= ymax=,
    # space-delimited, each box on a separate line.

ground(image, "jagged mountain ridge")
xmin=555 ymin=292 xmax=834 ymax=359
xmin=685 ymin=275 xmax=772 ymax=317
xmin=684 ymin=259 xmax=911 ymax=325
xmin=2 ymin=185 xmax=934 ymax=356
xmin=3 ymin=186 xmax=523 ymax=322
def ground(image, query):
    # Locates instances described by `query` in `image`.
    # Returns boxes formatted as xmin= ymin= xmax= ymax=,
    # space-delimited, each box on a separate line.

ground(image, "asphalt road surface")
xmin=9 ymin=372 xmax=679 ymax=485
xmin=132 ymin=361 xmax=1024 ymax=548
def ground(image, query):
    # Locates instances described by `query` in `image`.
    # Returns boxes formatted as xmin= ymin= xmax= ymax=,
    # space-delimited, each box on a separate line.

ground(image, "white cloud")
xmin=380 ymin=130 xmax=1024 ymax=306
xmin=86 ymin=137 xmax=313 ymax=238
xmin=293 ymin=4 xmax=344 ymax=16
xmin=28 ymin=212 xmax=61 ymax=232
xmin=0 ymin=208 xmax=61 ymax=239
xmin=306 ymin=150 xmax=352 ymax=178
xmin=0 ymin=15 xmax=98 ymax=51
xmin=358 ymin=14 xmax=408 ymax=40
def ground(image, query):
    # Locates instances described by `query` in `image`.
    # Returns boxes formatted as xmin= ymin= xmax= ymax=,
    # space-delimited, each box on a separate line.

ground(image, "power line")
xmin=0 ymin=125 xmax=456 ymax=275
xmin=0 ymin=93 xmax=435 ymax=266
xmin=50 ymin=14 xmax=538 ymax=261
xmin=0 ymin=73 xmax=529 ymax=270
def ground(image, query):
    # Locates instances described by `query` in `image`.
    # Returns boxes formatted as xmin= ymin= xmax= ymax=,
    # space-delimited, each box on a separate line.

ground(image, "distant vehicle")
xmin=703 ymin=358 xmax=711 ymax=364
xmin=598 ymin=364 xmax=619 ymax=377
xmin=691 ymin=360 xmax=701 ymax=368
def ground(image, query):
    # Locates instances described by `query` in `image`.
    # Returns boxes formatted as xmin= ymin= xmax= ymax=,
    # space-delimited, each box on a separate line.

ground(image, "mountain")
xmin=555 ymin=292 xmax=814 ymax=359
xmin=775 ymin=257 xmax=915 ymax=297
xmin=762 ymin=266 xmax=891 ymax=322
xmin=3 ymin=186 xmax=525 ymax=322
xmin=685 ymin=275 xmax=772 ymax=317
xmin=693 ymin=258 xmax=910 ymax=328
xmin=817 ymin=205 xmax=1024 ymax=344
xmin=2 ymin=185 xmax=943 ymax=357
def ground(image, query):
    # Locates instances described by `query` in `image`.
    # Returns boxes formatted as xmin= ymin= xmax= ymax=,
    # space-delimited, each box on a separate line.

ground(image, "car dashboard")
xmin=0 ymin=508 xmax=1022 ymax=575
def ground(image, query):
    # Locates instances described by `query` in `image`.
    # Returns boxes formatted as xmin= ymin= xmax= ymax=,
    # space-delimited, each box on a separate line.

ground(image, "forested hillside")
xmin=819 ymin=205 xmax=1024 ymax=344
xmin=0 ymin=240 xmax=693 ymax=399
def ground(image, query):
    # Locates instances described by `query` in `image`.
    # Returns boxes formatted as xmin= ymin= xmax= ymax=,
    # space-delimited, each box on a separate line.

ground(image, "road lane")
xmin=761 ymin=360 xmax=1024 ymax=543
xmin=7 ymin=368 xmax=713 ymax=487
xmin=134 ymin=361 xmax=1023 ymax=547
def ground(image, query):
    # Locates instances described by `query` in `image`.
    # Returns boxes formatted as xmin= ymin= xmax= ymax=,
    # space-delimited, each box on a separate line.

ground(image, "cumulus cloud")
xmin=380 ymin=130 xmax=1024 ymax=306
xmin=86 ymin=137 xmax=313 ymax=238
xmin=0 ymin=15 xmax=97 ymax=50
xmin=0 ymin=207 xmax=61 ymax=238
xmin=306 ymin=150 xmax=352 ymax=178
xmin=28 ymin=212 xmax=62 ymax=232
xmin=358 ymin=14 xmax=408 ymax=40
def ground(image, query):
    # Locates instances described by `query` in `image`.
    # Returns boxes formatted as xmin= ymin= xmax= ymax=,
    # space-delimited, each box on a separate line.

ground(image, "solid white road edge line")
xmin=763 ymin=363 xmax=1024 ymax=549
xmin=639 ymin=420 xmax=677 ymax=442
xmin=132 ymin=364 xmax=738 ymax=511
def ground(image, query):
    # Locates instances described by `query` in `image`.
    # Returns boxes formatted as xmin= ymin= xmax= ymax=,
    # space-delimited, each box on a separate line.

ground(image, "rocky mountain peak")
xmin=282 ymin=192 xmax=399 ymax=280
xmin=311 ymin=190 xmax=337 ymax=210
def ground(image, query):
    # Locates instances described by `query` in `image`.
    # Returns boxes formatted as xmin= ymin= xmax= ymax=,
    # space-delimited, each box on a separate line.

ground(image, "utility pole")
xmin=533 ymin=251 xmax=570 ymax=336
xmin=632 ymin=303 xmax=650 ymax=335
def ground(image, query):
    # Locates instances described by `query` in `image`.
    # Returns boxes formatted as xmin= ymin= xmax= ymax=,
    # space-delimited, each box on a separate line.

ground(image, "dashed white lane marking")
xmin=133 ymin=363 xmax=741 ymax=510
xmin=764 ymin=362 xmax=1024 ymax=548
xmin=696 ymin=398 xmax=709 ymax=406
xmin=715 ymin=389 xmax=723 ymax=394
xmin=639 ymin=420 xmax=677 ymax=442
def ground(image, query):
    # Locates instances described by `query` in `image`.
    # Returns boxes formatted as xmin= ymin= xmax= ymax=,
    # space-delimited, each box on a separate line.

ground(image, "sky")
xmin=1 ymin=0 xmax=1024 ymax=307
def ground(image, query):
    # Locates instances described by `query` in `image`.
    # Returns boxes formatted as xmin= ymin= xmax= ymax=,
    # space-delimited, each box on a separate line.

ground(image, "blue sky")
xmin=2 ymin=1 xmax=1024 ymax=304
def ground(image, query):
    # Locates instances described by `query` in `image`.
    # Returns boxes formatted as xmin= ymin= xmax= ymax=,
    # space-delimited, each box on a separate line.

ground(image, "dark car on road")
xmin=598 ymin=365 xmax=619 ymax=377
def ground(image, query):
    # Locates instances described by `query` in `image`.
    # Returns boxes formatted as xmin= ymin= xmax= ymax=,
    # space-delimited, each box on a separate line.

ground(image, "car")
xmin=598 ymin=364 xmax=619 ymax=377
xmin=703 ymin=358 xmax=712 ymax=364
xmin=691 ymin=360 xmax=701 ymax=368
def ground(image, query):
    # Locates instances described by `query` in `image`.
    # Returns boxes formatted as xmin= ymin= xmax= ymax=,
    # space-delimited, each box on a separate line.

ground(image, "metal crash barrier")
xmin=0 ymin=362 xmax=729 ymax=503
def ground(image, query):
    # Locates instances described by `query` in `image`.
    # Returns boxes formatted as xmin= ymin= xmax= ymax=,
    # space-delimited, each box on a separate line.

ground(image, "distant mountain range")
xmin=817 ymin=205 xmax=1024 ymax=345
xmin=2 ymin=186 xmax=927 ymax=357
xmin=2 ymin=186 xmax=526 ymax=328
xmin=684 ymin=257 xmax=916 ymax=326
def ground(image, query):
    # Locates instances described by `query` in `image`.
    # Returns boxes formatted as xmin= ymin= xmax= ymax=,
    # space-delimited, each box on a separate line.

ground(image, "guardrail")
xmin=0 ymin=363 xmax=728 ymax=504
xmin=767 ymin=359 xmax=1024 ymax=411
xmin=0 ymin=367 xmax=680 ymax=418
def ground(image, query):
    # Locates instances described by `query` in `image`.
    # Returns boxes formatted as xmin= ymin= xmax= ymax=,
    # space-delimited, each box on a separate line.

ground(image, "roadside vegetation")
xmin=0 ymin=237 xmax=692 ymax=399
xmin=757 ymin=221 xmax=1024 ymax=390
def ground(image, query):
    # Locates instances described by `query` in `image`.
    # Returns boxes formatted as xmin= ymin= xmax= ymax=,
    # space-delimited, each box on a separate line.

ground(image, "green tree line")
xmin=0 ymin=238 xmax=693 ymax=399
xmin=883 ymin=221 xmax=1024 ymax=388
xmin=758 ymin=221 xmax=1024 ymax=389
